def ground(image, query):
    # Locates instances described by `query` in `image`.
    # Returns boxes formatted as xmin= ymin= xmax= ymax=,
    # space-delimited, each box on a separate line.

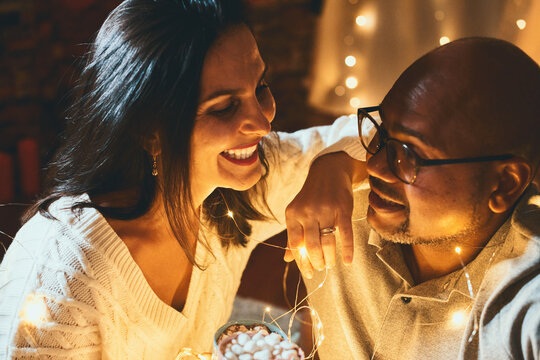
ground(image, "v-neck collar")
xmin=51 ymin=194 xmax=210 ymax=332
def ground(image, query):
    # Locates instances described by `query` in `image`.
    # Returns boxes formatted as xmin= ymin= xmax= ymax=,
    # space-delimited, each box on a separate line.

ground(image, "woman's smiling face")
xmin=190 ymin=24 xmax=275 ymax=204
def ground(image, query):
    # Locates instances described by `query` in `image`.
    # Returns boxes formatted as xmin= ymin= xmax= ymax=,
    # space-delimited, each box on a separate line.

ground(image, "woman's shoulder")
xmin=6 ymin=195 xmax=122 ymax=278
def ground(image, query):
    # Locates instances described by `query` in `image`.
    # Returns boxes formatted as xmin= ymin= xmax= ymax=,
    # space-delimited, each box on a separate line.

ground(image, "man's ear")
xmin=489 ymin=159 xmax=532 ymax=213
xmin=141 ymin=131 xmax=161 ymax=156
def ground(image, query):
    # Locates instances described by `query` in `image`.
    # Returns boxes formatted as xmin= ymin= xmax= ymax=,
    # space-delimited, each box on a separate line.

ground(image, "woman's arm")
xmin=248 ymin=116 xmax=366 ymax=265
xmin=284 ymin=152 xmax=366 ymax=278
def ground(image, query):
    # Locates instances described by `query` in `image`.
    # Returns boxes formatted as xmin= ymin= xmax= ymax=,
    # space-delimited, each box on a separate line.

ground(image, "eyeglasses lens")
xmin=387 ymin=141 xmax=417 ymax=184
xmin=359 ymin=112 xmax=382 ymax=155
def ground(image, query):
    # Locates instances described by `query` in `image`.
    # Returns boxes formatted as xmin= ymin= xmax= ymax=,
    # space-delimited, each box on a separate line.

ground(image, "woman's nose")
xmin=366 ymin=146 xmax=400 ymax=184
xmin=239 ymin=95 xmax=275 ymax=136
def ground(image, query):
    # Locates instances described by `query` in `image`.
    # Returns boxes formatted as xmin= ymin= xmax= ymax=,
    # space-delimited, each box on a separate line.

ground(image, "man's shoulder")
xmin=511 ymin=186 xmax=540 ymax=242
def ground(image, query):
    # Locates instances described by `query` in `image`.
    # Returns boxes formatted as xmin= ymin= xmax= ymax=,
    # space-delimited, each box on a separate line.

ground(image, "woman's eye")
xmin=211 ymin=101 xmax=237 ymax=115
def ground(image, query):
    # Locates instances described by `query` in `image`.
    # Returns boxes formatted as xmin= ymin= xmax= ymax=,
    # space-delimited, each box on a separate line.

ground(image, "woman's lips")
xmin=220 ymin=150 xmax=259 ymax=166
xmin=368 ymin=190 xmax=406 ymax=213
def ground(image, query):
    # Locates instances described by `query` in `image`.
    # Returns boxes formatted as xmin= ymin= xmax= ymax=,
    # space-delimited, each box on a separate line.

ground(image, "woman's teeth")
xmin=222 ymin=144 xmax=258 ymax=160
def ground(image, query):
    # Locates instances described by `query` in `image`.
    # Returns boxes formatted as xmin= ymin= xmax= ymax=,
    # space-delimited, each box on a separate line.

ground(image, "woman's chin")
xmin=225 ymin=173 xmax=262 ymax=192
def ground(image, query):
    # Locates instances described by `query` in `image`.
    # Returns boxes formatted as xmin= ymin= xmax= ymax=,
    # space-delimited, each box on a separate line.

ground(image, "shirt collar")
xmin=367 ymin=211 xmax=514 ymax=301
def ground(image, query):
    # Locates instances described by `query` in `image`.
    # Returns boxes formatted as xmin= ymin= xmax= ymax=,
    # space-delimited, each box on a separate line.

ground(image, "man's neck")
xmin=402 ymin=217 xmax=508 ymax=284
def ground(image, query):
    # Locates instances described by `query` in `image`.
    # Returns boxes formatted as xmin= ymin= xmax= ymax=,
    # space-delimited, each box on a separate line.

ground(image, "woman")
xmin=0 ymin=0 xmax=362 ymax=358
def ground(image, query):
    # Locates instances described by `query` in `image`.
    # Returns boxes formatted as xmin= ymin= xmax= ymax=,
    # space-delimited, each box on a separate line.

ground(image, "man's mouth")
xmin=368 ymin=188 xmax=406 ymax=213
xmin=220 ymin=142 xmax=259 ymax=165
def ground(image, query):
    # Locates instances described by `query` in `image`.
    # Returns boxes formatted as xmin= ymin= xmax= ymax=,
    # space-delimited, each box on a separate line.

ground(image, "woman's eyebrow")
xmin=201 ymin=64 xmax=268 ymax=104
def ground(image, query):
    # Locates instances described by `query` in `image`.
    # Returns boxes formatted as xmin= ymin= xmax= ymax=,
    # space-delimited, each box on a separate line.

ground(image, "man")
xmin=285 ymin=37 xmax=539 ymax=359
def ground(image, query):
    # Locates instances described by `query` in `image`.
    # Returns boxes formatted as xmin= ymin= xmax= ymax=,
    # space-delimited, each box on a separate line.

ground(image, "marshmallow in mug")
xmin=219 ymin=327 xmax=303 ymax=360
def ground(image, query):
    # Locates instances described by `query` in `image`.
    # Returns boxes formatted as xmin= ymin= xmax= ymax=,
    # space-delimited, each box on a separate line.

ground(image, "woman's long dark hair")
xmin=24 ymin=0 xmax=272 ymax=267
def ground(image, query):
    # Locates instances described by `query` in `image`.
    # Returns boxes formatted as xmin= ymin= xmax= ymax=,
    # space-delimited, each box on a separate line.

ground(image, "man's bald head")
xmin=382 ymin=37 xmax=539 ymax=167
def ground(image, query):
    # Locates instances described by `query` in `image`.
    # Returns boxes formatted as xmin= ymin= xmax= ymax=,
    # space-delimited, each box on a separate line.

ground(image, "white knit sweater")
xmin=0 ymin=117 xmax=364 ymax=360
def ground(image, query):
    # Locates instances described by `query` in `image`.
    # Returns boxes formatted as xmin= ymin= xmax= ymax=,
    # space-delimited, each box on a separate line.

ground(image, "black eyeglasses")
xmin=357 ymin=105 xmax=514 ymax=184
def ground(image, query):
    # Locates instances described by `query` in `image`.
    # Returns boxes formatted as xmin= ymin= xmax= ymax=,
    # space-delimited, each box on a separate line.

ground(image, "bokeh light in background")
xmin=309 ymin=0 xmax=540 ymax=114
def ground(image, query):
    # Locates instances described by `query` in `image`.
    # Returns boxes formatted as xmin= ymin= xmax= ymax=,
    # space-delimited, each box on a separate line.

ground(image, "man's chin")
xmin=367 ymin=206 xmax=410 ymax=241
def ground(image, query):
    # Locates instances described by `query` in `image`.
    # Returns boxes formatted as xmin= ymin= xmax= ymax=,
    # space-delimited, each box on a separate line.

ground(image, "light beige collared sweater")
xmin=305 ymin=185 xmax=540 ymax=360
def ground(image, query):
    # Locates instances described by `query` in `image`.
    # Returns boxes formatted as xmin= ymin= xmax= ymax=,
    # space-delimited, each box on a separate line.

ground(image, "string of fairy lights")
xmin=0 ymin=195 xmax=508 ymax=360
xmin=326 ymin=0 xmax=532 ymax=113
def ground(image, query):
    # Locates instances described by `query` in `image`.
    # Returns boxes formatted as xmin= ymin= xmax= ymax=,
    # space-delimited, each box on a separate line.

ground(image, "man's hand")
xmin=284 ymin=152 xmax=365 ymax=278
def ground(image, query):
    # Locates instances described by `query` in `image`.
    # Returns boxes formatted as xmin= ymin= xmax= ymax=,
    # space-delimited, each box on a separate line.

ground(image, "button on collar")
xmin=401 ymin=296 xmax=412 ymax=304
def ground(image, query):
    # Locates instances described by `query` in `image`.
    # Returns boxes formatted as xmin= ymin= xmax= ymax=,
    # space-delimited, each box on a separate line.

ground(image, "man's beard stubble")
xmin=367 ymin=175 xmax=485 ymax=247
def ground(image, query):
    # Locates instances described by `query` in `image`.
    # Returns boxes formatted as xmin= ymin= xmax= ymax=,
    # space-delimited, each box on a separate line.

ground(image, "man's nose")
xmin=366 ymin=147 xmax=400 ymax=183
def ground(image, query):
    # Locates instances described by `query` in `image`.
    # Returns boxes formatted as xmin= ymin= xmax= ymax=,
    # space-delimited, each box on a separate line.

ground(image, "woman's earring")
xmin=152 ymin=155 xmax=158 ymax=176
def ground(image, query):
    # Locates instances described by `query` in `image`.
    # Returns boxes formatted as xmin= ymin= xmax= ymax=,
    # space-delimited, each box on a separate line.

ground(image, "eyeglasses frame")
xmin=357 ymin=105 xmax=515 ymax=184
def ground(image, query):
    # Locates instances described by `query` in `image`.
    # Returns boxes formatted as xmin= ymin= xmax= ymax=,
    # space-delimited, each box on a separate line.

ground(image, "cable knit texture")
xmin=0 ymin=117 xmax=365 ymax=360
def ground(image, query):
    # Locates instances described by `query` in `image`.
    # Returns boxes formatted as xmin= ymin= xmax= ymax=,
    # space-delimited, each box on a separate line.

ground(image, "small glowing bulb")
xmin=356 ymin=15 xmax=367 ymax=27
xmin=516 ymin=19 xmax=526 ymax=30
xmin=343 ymin=35 xmax=354 ymax=46
xmin=20 ymin=294 xmax=49 ymax=326
xmin=334 ymin=85 xmax=346 ymax=96
xmin=317 ymin=322 xmax=322 ymax=329
xmin=451 ymin=310 xmax=466 ymax=326
xmin=265 ymin=306 xmax=271 ymax=312
xmin=299 ymin=246 xmax=308 ymax=257
xmin=455 ymin=246 xmax=462 ymax=255
xmin=227 ymin=211 xmax=233 ymax=218
xmin=311 ymin=310 xmax=316 ymax=316
xmin=349 ymin=97 xmax=361 ymax=108
xmin=440 ymin=36 xmax=450 ymax=45
xmin=434 ymin=10 xmax=445 ymax=21
xmin=345 ymin=76 xmax=358 ymax=89
xmin=345 ymin=55 xmax=356 ymax=67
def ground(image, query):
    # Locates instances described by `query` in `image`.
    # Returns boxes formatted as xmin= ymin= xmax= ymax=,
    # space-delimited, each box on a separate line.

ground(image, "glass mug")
xmin=213 ymin=320 xmax=304 ymax=360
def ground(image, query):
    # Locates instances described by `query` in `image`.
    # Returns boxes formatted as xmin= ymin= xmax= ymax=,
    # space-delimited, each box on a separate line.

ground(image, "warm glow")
xmin=20 ymin=294 xmax=49 ymax=326
xmin=349 ymin=97 xmax=361 ymax=108
xmin=334 ymin=85 xmax=346 ymax=96
xmin=354 ymin=10 xmax=376 ymax=31
xmin=299 ymin=246 xmax=308 ymax=257
xmin=355 ymin=15 xmax=367 ymax=27
xmin=434 ymin=10 xmax=445 ymax=21
xmin=345 ymin=55 xmax=357 ymax=67
xmin=529 ymin=195 xmax=540 ymax=207
xmin=455 ymin=246 xmax=462 ymax=255
xmin=440 ymin=36 xmax=450 ymax=45
xmin=451 ymin=310 xmax=466 ymax=326
xmin=516 ymin=19 xmax=526 ymax=30
xmin=317 ymin=322 xmax=322 ymax=329
xmin=345 ymin=76 xmax=358 ymax=89
xmin=265 ymin=306 xmax=271 ymax=312
xmin=311 ymin=310 xmax=316 ymax=316
xmin=227 ymin=211 xmax=233 ymax=218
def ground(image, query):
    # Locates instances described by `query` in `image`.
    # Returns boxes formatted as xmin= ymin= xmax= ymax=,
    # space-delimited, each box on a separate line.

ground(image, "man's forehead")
xmin=380 ymin=102 xmax=448 ymax=151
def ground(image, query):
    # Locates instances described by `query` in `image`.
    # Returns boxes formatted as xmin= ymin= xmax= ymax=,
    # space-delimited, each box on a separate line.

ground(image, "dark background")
xmin=0 ymin=0 xmax=334 ymax=309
